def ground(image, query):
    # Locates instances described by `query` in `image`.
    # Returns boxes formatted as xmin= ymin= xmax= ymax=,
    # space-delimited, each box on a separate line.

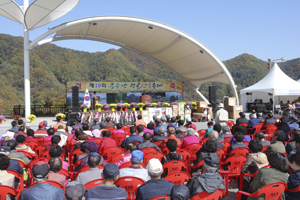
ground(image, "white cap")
xmin=146 ymin=158 xmax=163 ymax=174
xmin=3 ymin=131 xmax=15 ymax=140
xmin=218 ymin=103 xmax=224 ymax=108
xmin=92 ymin=129 xmax=101 ymax=138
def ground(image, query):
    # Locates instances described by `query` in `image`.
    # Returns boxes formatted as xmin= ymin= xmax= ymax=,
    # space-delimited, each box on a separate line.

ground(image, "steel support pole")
xmin=24 ymin=0 xmax=30 ymax=118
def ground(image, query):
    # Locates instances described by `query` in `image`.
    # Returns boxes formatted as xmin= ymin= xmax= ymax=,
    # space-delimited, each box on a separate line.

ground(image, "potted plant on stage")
xmin=95 ymin=103 xmax=103 ymax=112
xmin=157 ymin=102 xmax=164 ymax=107
xmin=80 ymin=104 xmax=88 ymax=112
xmin=0 ymin=115 xmax=6 ymax=124
xmin=12 ymin=115 xmax=21 ymax=121
xmin=103 ymin=103 xmax=109 ymax=112
xmin=117 ymin=103 xmax=125 ymax=111
xmin=109 ymin=103 xmax=117 ymax=112
xmin=130 ymin=102 xmax=138 ymax=111
xmin=185 ymin=101 xmax=192 ymax=109
xmin=55 ymin=113 xmax=66 ymax=120
xmin=67 ymin=106 xmax=72 ymax=113
xmin=164 ymin=102 xmax=170 ymax=107
xmin=144 ymin=102 xmax=152 ymax=109
xmin=171 ymin=102 xmax=178 ymax=106
xmin=152 ymin=102 xmax=158 ymax=108
xmin=27 ymin=114 xmax=36 ymax=123
xmin=192 ymin=102 xmax=197 ymax=109
xmin=124 ymin=103 xmax=130 ymax=111
xmin=138 ymin=103 xmax=145 ymax=111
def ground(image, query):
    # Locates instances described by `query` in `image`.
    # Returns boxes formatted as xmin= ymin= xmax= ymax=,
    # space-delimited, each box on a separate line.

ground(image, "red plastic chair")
xmin=115 ymin=176 xmax=146 ymax=200
xmin=7 ymin=169 xmax=24 ymax=194
xmin=140 ymin=147 xmax=158 ymax=155
xmin=261 ymin=124 xmax=278 ymax=135
xmin=184 ymin=143 xmax=202 ymax=160
xmin=35 ymin=145 xmax=46 ymax=157
xmin=286 ymin=185 xmax=300 ymax=193
xmin=113 ymin=133 xmax=127 ymax=147
xmin=262 ymin=145 xmax=269 ymax=152
xmin=153 ymin=140 xmax=164 ymax=148
xmin=165 ymin=172 xmax=190 ymax=185
xmin=15 ymin=150 xmax=37 ymax=159
xmin=58 ymin=168 xmax=74 ymax=181
xmin=24 ymin=141 xmax=38 ymax=151
xmin=84 ymin=179 xmax=104 ymax=190
xmin=88 ymin=138 xmax=102 ymax=145
xmin=162 ymin=146 xmax=169 ymax=155
xmin=149 ymin=195 xmax=170 ymax=200
xmin=176 ymin=149 xmax=192 ymax=173
xmin=220 ymin=141 xmax=230 ymax=153
xmin=226 ymin=147 xmax=250 ymax=157
xmin=217 ymin=148 xmax=225 ymax=162
xmin=243 ymin=140 xmax=250 ymax=146
xmin=246 ymin=124 xmax=262 ymax=135
xmin=111 ymin=153 xmax=125 ymax=163
xmin=119 ymin=162 xmax=132 ymax=169
xmin=190 ymin=189 xmax=224 ymax=200
xmin=232 ymin=123 xmax=248 ymax=134
xmin=220 ymin=155 xmax=247 ymax=183
xmin=162 ymin=160 xmax=187 ymax=176
xmin=35 ymin=136 xmax=45 ymax=145
xmin=198 ymin=129 xmax=206 ymax=140
xmin=69 ymin=148 xmax=84 ymax=171
xmin=236 ymin=182 xmax=287 ymax=200
xmin=0 ymin=185 xmax=18 ymax=199
xmin=102 ymin=146 xmax=124 ymax=163
xmin=227 ymin=120 xmax=235 ymax=129
xmin=143 ymin=152 xmax=165 ymax=166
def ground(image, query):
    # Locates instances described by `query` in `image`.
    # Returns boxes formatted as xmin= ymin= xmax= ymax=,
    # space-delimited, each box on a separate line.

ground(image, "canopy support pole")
xmin=196 ymin=88 xmax=209 ymax=104
xmin=272 ymin=91 xmax=275 ymax=112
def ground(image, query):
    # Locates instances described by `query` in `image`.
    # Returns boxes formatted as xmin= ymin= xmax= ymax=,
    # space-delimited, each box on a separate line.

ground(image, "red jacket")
xmin=99 ymin=137 xmax=117 ymax=153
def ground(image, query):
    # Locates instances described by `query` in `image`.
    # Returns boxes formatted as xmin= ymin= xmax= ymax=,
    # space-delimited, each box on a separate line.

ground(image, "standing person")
xmin=84 ymin=164 xmax=127 ymax=200
xmin=215 ymin=103 xmax=228 ymax=127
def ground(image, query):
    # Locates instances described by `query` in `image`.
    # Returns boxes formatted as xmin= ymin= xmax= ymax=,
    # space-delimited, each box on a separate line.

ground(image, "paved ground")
xmin=0 ymin=117 xmax=238 ymax=199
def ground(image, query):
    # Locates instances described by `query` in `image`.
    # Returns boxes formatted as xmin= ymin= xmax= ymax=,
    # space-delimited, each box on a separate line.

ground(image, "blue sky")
xmin=1 ymin=0 xmax=299 ymax=61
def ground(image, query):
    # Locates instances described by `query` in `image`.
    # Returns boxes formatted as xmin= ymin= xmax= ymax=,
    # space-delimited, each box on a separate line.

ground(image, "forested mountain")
xmin=0 ymin=33 xmax=299 ymax=105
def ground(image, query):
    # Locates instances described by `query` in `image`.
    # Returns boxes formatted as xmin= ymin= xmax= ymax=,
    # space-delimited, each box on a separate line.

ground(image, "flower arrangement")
xmin=145 ymin=102 xmax=152 ymax=107
xmin=95 ymin=103 xmax=103 ymax=109
xmin=117 ymin=103 xmax=125 ymax=108
xmin=152 ymin=102 xmax=157 ymax=107
xmin=12 ymin=115 xmax=21 ymax=120
xmin=55 ymin=113 xmax=66 ymax=119
xmin=130 ymin=102 xmax=138 ymax=108
xmin=192 ymin=102 xmax=197 ymax=106
xmin=102 ymin=103 xmax=109 ymax=109
xmin=67 ymin=106 xmax=72 ymax=110
xmin=179 ymin=102 xmax=186 ymax=105
xmin=124 ymin=103 xmax=130 ymax=108
xmin=164 ymin=102 xmax=170 ymax=107
xmin=80 ymin=104 xmax=88 ymax=109
xmin=186 ymin=101 xmax=192 ymax=105
xmin=138 ymin=103 xmax=145 ymax=108
xmin=109 ymin=103 xmax=117 ymax=109
xmin=171 ymin=102 xmax=178 ymax=106
xmin=157 ymin=102 xmax=164 ymax=107
xmin=0 ymin=115 xmax=6 ymax=122
xmin=27 ymin=114 xmax=36 ymax=120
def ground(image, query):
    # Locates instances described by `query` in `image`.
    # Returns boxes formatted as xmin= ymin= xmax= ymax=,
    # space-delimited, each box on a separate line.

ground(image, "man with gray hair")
xmin=20 ymin=161 xmax=65 ymax=199
xmin=119 ymin=150 xmax=150 ymax=182
xmin=136 ymin=158 xmax=174 ymax=200
xmin=161 ymin=115 xmax=169 ymax=126
xmin=222 ymin=125 xmax=233 ymax=139
xmin=186 ymin=153 xmax=225 ymax=198
xmin=153 ymin=126 xmax=167 ymax=142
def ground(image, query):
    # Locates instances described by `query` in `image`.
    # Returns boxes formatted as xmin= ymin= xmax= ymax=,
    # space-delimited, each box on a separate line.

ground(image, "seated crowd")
xmin=0 ymin=110 xmax=300 ymax=200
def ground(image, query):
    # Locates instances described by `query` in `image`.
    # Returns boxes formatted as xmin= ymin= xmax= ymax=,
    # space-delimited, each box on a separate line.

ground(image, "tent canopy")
xmin=240 ymin=63 xmax=300 ymax=96
xmin=28 ymin=15 xmax=239 ymax=104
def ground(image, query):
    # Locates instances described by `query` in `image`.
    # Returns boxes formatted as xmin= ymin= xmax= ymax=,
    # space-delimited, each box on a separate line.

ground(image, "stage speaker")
xmin=72 ymin=86 xmax=80 ymax=112
xmin=208 ymin=86 xmax=217 ymax=104
xmin=68 ymin=113 xmax=79 ymax=126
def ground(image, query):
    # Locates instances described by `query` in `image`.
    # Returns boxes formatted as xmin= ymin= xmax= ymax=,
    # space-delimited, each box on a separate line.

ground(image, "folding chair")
xmin=115 ymin=176 xmax=146 ymax=200
xmin=165 ymin=172 xmax=190 ymax=185
xmin=84 ymin=179 xmax=104 ymax=190
xmin=190 ymin=189 xmax=224 ymax=200
xmin=236 ymin=182 xmax=287 ymax=200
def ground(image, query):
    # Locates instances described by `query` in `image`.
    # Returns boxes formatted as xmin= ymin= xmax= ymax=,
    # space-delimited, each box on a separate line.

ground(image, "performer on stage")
xmin=142 ymin=90 xmax=147 ymax=95
xmin=92 ymin=91 xmax=100 ymax=110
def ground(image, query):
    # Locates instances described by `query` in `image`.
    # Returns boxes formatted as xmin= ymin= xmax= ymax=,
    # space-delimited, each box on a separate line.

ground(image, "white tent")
xmin=240 ymin=63 xmax=300 ymax=111
xmin=298 ymin=79 xmax=300 ymax=82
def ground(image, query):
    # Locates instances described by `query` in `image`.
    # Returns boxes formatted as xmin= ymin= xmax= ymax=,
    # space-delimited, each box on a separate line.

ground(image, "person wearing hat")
xmin=186 ymin=153 xmax=225 ymax=198
xmin=84 ymin=163 xmax=127 ymax=200
xmin=181 ymin=128 xmax=199 ymax=149
xmin=65 ymin=181 xmax=86 ymax=200
xmin=53 ymin=115 xmax=67 ymax=131
xmin=91 ymin=129 xmax=101 ymax=138
xmin=76 ymin=152 xmax=104 ymax=185
xmin=91 ymin=118 xmax=100 ymax=131
xmin=286 ymin=128 xmax=300 ymax=154
xmin=136 ymin=158 xmax=174 ymax=200
xmin=20 ymin=162 xmax=65 ymax=200
xmin=288 ymin=116 xmax=299 ymax=131
xmin=188 ymin=123 xmax=197 ymax=131
xmin=215 ymin=103 xmax=228 ymax=127
xmin=170 ymin=185 xmax=190 ymax=200
xmin=34 ymin=122 xmax=48 ymax=137
xmin=119 ymin=150 xmax=150 ymax=182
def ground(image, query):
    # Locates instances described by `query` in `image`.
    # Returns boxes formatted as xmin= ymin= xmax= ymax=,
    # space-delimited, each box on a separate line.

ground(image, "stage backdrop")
xmin=66 ymin=81 xmax=184 ymax=107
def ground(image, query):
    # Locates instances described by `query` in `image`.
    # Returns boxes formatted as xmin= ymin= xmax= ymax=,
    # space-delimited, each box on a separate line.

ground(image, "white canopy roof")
xmin=28 ymin=15 xmax=239 ymax=103
xmin=240 ymin=63 xmax=300 ymax=96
